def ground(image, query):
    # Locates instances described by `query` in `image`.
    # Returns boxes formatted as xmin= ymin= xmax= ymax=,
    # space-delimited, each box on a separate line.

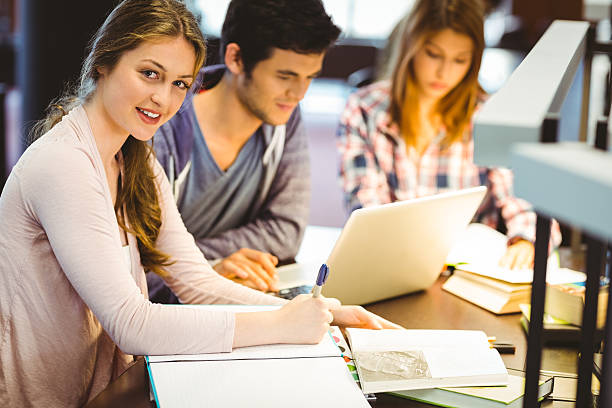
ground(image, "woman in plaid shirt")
xmin=337 ymin=0 xmax=561 ymax=269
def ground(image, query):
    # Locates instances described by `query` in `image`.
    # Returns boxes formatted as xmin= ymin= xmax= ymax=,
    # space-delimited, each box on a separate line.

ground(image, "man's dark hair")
xmin=221 ymin=0 xmax=341 ymax=74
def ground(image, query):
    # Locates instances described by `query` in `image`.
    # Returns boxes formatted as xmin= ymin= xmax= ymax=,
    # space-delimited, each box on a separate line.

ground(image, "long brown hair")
xmin=389 ymin=0 xmax=485 ymax=147
xmin=29 ymin=0 xmax=206 ymax=277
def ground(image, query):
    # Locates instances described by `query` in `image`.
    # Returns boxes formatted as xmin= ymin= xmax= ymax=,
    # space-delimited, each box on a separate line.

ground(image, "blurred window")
xmin=192 ymin=0 xmax=415 ymax=40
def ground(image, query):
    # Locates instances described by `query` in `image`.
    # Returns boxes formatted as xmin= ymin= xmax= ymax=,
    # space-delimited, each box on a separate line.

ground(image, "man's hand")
xmin=213 ymin=248 xmax=279 ymax=291
xmin=498 ymin=239 xmax=534 ymax=270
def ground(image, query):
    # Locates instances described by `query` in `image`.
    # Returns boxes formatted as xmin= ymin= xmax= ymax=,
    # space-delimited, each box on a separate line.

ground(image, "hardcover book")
xmin=443 ymin=223 xmax=585 ymax=314
xmin=545 ymin=280 xmax=608 ymax=328
xmin=392 ymin=367 xmax=553 ymax=407
xmin=345 ymin=328 xmax=508 ymax=394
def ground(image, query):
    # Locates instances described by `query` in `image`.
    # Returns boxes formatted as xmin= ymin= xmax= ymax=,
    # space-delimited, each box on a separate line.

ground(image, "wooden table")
xmin=367 ymin=275 xmax=579 ymax=407
xmin=368 ymin=274 xmax=579 ymax=374
xmin=87 ymin=278 xmax=584 ymax=406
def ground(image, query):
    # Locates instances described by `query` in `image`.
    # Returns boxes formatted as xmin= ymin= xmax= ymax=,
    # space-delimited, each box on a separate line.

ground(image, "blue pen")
xmin=312 ymin=264 xmax=330 ymax=298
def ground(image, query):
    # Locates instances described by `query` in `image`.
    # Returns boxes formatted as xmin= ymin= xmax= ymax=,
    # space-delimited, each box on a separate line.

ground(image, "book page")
xmin=148 ymin=334 xmax=341 ymax=363
xmin=439 ymin=374 xmax=526 ymax=403
xmin=149 ymin=355 xmax=370 ymax=407
xmin=446 ymin=224 xmax=584 ymax=285
xmin=346 ymin=328 xmax=490 ymax=351
xmin=446 ymin=223 xmax=507 ymax=266
xmin=423 ymin=348 xmax=507 ymax=379
xmin=459 ymin=264 xmax=585 ymax=284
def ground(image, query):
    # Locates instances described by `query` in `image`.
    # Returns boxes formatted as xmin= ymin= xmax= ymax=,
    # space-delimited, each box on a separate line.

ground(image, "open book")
xmin=345 ymin=328 xmax=508 ymax=394
xmin=443 ymin=224 xmax=585 ymax=314
xmin=445 ymin=223 xmax=574 ymax=281
xmin=146 ymin=305 xmax=370 ymax=408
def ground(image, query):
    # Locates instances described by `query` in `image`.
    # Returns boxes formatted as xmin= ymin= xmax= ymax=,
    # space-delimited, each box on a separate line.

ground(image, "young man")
xmin=148 ymin=0 xmax=341 ymax=301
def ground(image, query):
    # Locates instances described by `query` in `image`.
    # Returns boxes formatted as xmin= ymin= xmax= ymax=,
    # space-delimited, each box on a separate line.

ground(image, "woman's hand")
xmin=233 ymin=294 xmax=339 ymax=347
xmin=330 ymin=305 xmax=404 ymax=329
xmin=213 ymin=248 xmax=279 ymax=291
xmin=270 ymin=298 xmax=403 ymax=344
xmin=498 ymin=239 xmax=534 ymax=270
xmin=274 ymin=294 xmax=340 ymax=343
xmin=233 ymin=295 xmax=403 ymax=348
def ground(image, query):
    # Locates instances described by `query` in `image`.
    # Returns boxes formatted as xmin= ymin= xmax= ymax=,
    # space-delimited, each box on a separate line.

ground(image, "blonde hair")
xmin=30 ymin=0 xmax=206 ymax=277
xmin=389 ymin=0 xmax=485 ymax=147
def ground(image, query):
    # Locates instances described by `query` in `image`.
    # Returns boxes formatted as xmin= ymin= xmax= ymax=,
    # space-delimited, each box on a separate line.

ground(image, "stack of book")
xmin=517 ymin=279 xmax=608 ymax=344
xmin=442 ymin=269 xmax=532 ymax=314
xmin=518 ymin=304 xmax=582 ymax=344
xmin=545 ymin=279 xmax=608 ymax=328
xmin=443 ymin=224 xmax=586 ymax=315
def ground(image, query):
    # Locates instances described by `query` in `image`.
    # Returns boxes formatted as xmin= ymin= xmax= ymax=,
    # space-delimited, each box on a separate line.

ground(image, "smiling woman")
xmin=89 ymin=37 xmax=196 ymax=143
xmin=0 ymin=1 xmax=207 ymax=405
xmin=28 ymin=0 xmax=206 ymax=278
xmin=0 ymin=1 xmax=399 ymax=406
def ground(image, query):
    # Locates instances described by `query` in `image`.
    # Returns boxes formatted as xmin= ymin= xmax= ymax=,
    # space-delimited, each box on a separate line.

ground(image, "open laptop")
xmin=275 ymin=186 xmax=487 ymax=305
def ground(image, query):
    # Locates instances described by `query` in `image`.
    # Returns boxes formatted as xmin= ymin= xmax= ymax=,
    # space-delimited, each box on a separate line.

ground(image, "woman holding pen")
xmin=0 ymin=1 xmax=397 ymax=406
xmin=337 ymin=0 xmax=561 ymax=269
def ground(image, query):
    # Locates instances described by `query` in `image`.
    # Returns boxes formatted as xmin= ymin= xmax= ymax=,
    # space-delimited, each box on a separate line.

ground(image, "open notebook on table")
xmin=146 ymin=305 xmax=369 ymax=408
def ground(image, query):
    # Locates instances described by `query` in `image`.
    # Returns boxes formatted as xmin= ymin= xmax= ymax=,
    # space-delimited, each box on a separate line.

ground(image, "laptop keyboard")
xmin=276 ymin=285 xmax=313 ymax=299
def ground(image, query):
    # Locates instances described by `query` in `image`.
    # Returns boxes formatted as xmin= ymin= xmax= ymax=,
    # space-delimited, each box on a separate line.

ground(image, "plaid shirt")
xmin=337 ymin=81 xmax=561 ymax=246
